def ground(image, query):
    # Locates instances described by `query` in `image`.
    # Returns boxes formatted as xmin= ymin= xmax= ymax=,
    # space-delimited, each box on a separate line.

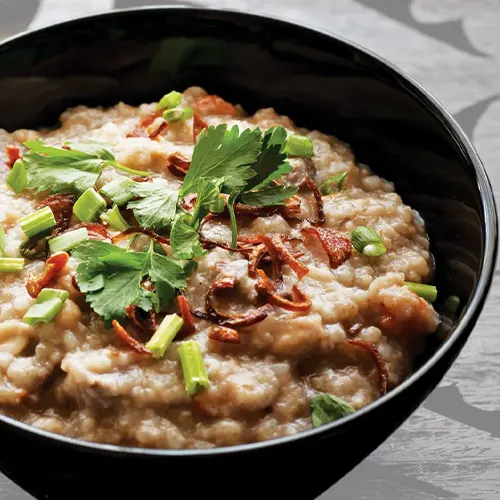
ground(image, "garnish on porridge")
xmin=0 ymin=87 xmax=439 ymax=448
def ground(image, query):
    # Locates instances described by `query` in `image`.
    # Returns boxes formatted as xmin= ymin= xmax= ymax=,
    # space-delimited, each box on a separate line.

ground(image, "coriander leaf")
xmin=180 ymin=124 xmax=261 ymax=196
xmin=310 ymin=394 xmax=355 ymax=428
xmin=191 ymin=179 xmax=225 ymax=224
xmin=149 ymin=252 xmax=188 ymax=310
xmin=227 ymin=193 xmax=238 ymax=248
xmin=246 ymin=127 xmax=292 ymax=190
xmin=239 ymin=184 xmax=297 ymax=207
xmin=127 ymin=183 xmax=178 ymax=229
xmin=24 ymin=139 xmax=105 ymax=194
xmin=319 ymin=171 xmax=348 ymax=195
xmin=72 ymin=240 xmax=189 ymax=320
xmin=23 ymin=139 xmax=150 ymax=195
xmin=170 ymin=214 xmax=206 ymax=259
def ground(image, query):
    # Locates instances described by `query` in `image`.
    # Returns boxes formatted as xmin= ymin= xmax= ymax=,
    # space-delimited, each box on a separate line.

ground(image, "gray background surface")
xmin=0 ymin=1 xmax=499 ymax=499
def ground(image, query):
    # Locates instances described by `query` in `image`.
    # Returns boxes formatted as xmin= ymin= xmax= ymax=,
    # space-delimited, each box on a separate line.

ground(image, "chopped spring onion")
xmin=404 ymin=282 xmax=438 ymax=303
xmin=319 ymin=171 xmax=348 ymax=195
xmin=48 ymin=227 xmax=88 ymax=254
xmin=284 ymin=134 xmax=314 ymax=157
xmin=99 ymin=176 xmax=136 ymax=207
xmin=445 ymin=295 xmax=460 ymax=314
xmin=178 ymin=339 xmax=210 ymax=396
xmin=100 ymin=205 xmax=129 ymax=231
xmin=351 ymin=226 xmax=386 ymax=257
xmin=157 ymin=90 xmax=182 ymax=110
xmin=0 ymin=258 xmax=24 ymax=273
xmin=145 ymin=313 xmax=184 ymax=359
xmin=163 ymin=107 xmax=194 ymax=122
xmin=19 ymin=207 xmax=56 ymax=238
xmin=310 ymin=394 xmax=355 ymax=428
xmin=23 ymin=288 xmax=69 ymax=325
xmin=0 ymin=225 xmax=5 ymax=257
xmin=6 ymin=159 xmax=28 ymax=194
xmin=73 ymin=188 xmax=106 ymax=222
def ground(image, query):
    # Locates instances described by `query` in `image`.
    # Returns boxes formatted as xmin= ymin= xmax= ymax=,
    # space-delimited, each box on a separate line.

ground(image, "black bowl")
xmin=0 ymin=7 xmax=496 ymax=500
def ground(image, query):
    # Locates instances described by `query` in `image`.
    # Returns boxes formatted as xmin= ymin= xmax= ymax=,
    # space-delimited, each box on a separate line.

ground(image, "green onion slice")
xmin=100 ymin=176 xmax=136 ymax=207
xmin=19 ymin=207 xmax=56 ymax=238
xmin=163 ymin=107 xmax=194 ymax=123
xmin=284 ymin=134 xmax=314 ymax=157
xmin=404 ymin=282 xmax=438 ymax=303
xmin=445 ymin=295 xmax=460 ymax=314
xmin=48 ymin=227 xmax=88 ymax=254
xmin=73 ymin=188 xmax=107 ymax=222
xmin=0 ymin=258 xmax=24 ymax=273
xmin=23 ymin=288 xmax=69 ymax=325
xmin=0 ymin=225 xmax=5 ymax=257
xmin=6 ymin=159 xmax=28 ymax=194
xmin=145 ymin=313 xmax=184 ymax=359
xmin=178 ymin=339 xmax=210 ymax=396
xmin=100 ymin=205 xmax=129 ymax=232
xmin=157 ymin=90 xmax=182 ymax=110
xmin=319 ymin=171 xmax=348 ymax=195
xmin=351 ymin=226 xmax=386 ymax=257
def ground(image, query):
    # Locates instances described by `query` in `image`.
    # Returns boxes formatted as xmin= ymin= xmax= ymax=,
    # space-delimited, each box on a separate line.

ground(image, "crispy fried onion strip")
xmin=346 ymin=339 xmax=388 ymax=396
xmin=125 ymin=305 xmax=158 ymax=339
xmin=191 ymin=277 xmax=270 ymax=327
xmin=166 ymin=152 xmax=190 ymax=177
xmin=177 ymin=295 xmax=196 ymax=338
xmin=112 ymin=320 xmax=152 ymax=356
xmin=67 ymin=222 xmax=110 ymax=241
xmin=267 ymin=234 xmax=308 ymax=279
xmin=36 ymin=194 xmax=76 ymax=233
xmin=5 ymin=145 xmax=21 ymax=169
xmin=193 ymin=112 xmax=208 ymax=142
xmin=208 ymin=325 xmax=241 ymax=344
xmin=127 ymin=110 xmax=166 ymax=139
xmin=255 ymin=269 xmax=311 ymax=312
xmin=301 ymin=226 xmax=351 ymax=269
xmin=303 ymin=175 xmax=325 ymax=225
xmin=112 ymin=227 xmax=170 ymax=245
xmin=26 ymin=252 xmax=69 ymax=298
xmin=193 ymin=95 xmax=239 ymax=117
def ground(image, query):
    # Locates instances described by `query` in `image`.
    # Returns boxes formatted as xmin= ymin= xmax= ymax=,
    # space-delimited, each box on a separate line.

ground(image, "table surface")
xmin=0 ymin=1 xmax=499 ymax=499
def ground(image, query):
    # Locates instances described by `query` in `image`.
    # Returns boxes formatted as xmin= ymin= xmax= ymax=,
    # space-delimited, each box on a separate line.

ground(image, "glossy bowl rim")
xmin=0 ymin=5 xmax=497 ymax=458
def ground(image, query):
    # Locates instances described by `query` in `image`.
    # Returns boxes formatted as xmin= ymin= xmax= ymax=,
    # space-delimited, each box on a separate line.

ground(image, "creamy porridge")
xmin=0 ymin=87 xmax=439 ymax=448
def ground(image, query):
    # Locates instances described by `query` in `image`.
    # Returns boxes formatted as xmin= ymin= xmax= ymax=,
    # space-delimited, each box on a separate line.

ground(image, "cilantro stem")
xmin=110 ymin=161 xmax=151 ymax=177
xmin=227 ymin=193 xmax=238 ymax=248
xmin=126 ymin=234 xmax=139 ymax=251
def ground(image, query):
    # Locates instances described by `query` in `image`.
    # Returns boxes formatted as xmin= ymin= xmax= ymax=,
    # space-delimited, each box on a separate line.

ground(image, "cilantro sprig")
xmin=72 ymin=240 xmax=191 ymax=321
xmin=23 ymin=139 xmax=150 ymax=195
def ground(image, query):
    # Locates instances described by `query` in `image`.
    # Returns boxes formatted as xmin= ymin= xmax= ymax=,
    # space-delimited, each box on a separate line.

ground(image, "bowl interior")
xmin=0 ymin=6 xmax=494 ymax=446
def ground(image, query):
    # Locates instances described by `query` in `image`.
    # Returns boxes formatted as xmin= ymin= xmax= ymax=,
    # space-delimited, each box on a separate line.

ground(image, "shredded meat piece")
xmin=5 ymin=145 xmax=20 ymax=169
xmin=208 ymin=325 xmax=241 ymax=344
xmin=111 ymin=320 xmax=152 ymax=356
xmin=177 ymin=295 xmax=196 ymax=338
xmin=255 ymin=269 xmax=312 ymax=312
xmin=125 ymin=305 xmax=158 ymax=340
xmin=166 ymin=152 xmax=190 ymax=177
xmin=303 ymin=175 xmax=325 ymax=225
xmin=191 ymin=276 xmax=270 ymax=327
xmin=36 ymin=194 xmax=76 ymax=233
xmin=67 ymin=223 xmax=110 ymax=241
xmin=112 ymin=227 xmax=170 ymax=245
xmin=26 ymin=252 xmax=69 ymax=298
xmin=193 ymin=112 xmax=208 ymax=142
xmin=346 ymin=339 xmax=388 ymax=396
xmin=127 ymin=110 xmax=166 ymax=139
xmin=193 ymin=95 xmax=238 ymax=117
xmin=302 ymin=226 xmax=351 ymax=268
